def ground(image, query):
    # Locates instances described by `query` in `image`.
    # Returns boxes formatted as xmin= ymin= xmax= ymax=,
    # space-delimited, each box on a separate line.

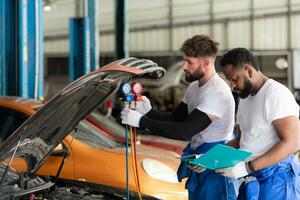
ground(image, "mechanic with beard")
xmin=121 ymin=35 xmax=238 ymax=200
xmin=216 ymin=48 xmax=300 ymax=200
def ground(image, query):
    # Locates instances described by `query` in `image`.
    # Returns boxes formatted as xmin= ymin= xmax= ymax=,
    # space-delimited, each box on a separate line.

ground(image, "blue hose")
xmin=125 ymin=125 xmax=130 ymax=200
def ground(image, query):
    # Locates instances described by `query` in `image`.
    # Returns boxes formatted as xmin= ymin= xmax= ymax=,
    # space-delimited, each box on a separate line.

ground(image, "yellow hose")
xmin=130 ymin=126 xmax=143 ymax=200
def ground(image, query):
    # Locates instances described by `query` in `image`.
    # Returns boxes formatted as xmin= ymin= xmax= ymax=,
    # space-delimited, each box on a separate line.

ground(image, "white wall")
xmin=254 ymin=17 xmax=287 ymax=50
xmin=228 ymin=20 xmax=251 ymax=49
xmin=212 ymin=23 xmax=226 ymax=50
xmin=172 ymin=25 xmax=210 ymax=51
xmin=44 ymin=39 xmax=69 ymax=54
xmin=44 ymin=0 xmax=300 ymax=54
xmin=291 ymin=14 xmax=300 ymax=49
xmin=44 ymin=0 xmax=75 ymax=36
xmin=129 ymin=29 xmax=170 ymax=52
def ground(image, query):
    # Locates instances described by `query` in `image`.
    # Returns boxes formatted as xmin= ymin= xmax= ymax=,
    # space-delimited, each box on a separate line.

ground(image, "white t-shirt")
xmin=183 ymin=74 xmax=235 ymax=149
xmin=237 ymin=79 xmax=299 ymax=159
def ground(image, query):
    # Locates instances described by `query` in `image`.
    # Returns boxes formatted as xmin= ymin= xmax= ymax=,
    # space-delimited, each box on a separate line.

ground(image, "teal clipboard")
xmin=189 ymin=144 xmax=252 ymax=170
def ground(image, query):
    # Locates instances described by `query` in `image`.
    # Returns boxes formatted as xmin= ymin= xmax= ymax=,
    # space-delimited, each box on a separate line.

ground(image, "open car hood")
xmin=0 ymin=58 xmax=166 ymax=173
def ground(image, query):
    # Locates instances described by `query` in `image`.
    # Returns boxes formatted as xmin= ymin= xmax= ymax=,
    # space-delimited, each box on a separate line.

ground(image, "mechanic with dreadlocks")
xmin=121 ymin=35 xmax=238 ymax=200
xmin=216 ymin=48 xmax=300 ymax=200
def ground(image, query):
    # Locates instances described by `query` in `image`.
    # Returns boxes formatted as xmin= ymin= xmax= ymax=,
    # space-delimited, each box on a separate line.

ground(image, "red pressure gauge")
xmin=131 ymin=82 xmax=143 ymax=95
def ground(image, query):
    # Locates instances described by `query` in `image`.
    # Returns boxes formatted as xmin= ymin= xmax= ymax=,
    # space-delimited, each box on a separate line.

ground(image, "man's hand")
xmin=215 ymin=161 xmax=249 ymax=178
xmin=186 ymin=163 xmax=206 ymax=173
xmin=121 ymin=108 xmax=143 ymax=127
xmin=135 ymin=96 xmax=152 ymax=115
xmin=185 ymin=154 xmax=205 ymax=173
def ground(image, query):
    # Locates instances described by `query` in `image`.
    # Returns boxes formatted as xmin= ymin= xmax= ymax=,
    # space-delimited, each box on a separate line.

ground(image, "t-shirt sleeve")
xmin=265 ymin=86 xmax=299 ymax=123
xmin=196 ymin=91 xmax=229 ymax=119
xmin=182 ymin=84 xmax=191 ymax=104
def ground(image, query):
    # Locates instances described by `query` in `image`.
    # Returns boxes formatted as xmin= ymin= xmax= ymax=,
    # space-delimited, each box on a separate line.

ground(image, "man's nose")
xmin=230 ymin=81 xmax=237 ymax=90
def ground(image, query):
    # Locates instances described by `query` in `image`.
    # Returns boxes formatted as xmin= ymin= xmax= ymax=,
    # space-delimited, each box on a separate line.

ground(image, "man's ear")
xmin=203 ymin=57 xmax=211 ymax=68
xmin=244 ymin=64 xmax=254 ymax=78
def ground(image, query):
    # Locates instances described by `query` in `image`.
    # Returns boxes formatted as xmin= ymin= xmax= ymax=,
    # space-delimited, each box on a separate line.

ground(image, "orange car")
xmin=86 ymin=110 xmax=188 ymax=154
xmin=0 ymin=96 xmax=188 ymax=199
xmin=0 ymin=58 xmax=190 ymax=199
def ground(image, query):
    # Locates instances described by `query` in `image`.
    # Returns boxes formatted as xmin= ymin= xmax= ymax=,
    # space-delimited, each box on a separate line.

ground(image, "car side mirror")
xmin=51 ymin=143 xmax=68 ymax=157
xmin=51 ymin=149 xmax=68 ymax=157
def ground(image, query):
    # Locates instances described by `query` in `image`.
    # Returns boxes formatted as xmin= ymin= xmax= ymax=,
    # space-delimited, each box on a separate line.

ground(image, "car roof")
xmin=0 ymin=96 xmax=44 ymax=113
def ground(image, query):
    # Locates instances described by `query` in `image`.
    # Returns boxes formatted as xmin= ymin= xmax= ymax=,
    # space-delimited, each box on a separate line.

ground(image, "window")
xmin=0 ymin=107 xmax=28 ymax=143
xmin=74 ymin=120 xmax=122 ymax=149
xmin=89 ymin=110 xmax=125 ymax=138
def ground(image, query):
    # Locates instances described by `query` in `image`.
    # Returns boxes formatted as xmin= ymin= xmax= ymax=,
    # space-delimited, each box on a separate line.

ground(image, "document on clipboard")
xmin=177 ymin=154 xmax=201 ymax=162
xmin=186 ymin=144 xmax=252 ymax=170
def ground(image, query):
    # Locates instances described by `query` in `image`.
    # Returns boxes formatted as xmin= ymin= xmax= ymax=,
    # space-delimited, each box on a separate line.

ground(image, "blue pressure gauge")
xmin=120 ymin=83 xmax=131 ymax=95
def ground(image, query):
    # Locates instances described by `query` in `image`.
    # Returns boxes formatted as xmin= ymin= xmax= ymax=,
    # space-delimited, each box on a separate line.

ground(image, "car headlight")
xmin=142 ymin=158 xmax=179 ymax=183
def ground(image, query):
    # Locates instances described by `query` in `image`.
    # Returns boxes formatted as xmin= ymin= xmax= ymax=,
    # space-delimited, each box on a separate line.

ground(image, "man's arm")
xmin=250 ymin=116 xmax=300 ymax=171
xmin=226 ymin=124 xmax=241 ymax=148
xmin=140 ymin=108 xmax=212 ymax=140
xmin=145 ymin=101 xmax=188 ymax=122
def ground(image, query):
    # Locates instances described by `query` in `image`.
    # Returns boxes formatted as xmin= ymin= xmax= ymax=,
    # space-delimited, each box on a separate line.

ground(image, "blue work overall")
xmin=177 ymin=142 xmax=238 ymax=200
xmin=238 ymin=154 xmax=300 ymax=200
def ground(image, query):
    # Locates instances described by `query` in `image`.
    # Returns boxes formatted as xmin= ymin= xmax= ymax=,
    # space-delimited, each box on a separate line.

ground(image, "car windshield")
xmin=89 ymin=110 xmax=125 ymax=138
xmin=74 ymin=120 xmax=123 ymax=149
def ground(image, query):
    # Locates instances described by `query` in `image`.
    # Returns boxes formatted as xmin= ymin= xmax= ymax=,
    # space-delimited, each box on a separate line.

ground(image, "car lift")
xmin=0 ymin=0 xmax=44 ymax=99
xmin=69 ymin=0 xmax=98 ymax=82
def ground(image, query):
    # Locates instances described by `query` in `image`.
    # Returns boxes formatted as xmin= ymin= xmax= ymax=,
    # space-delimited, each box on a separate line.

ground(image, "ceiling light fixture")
xmin=44 ymin=0 xmax=55 ymax=12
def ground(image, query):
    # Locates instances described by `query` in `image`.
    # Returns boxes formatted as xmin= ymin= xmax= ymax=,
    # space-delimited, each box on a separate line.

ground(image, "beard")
xmin=238 ymin=79 xmax=253 ymax=99
xmin=185 ymin=71 xmax=205 ymax=82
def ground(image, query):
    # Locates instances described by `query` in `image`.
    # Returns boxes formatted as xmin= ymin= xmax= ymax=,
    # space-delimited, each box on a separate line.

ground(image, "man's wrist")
xmin=144 ymin=108 xmax=153 ymax=116
xmin=246 ymin=161 xmax=255 ymax=173
xmin=139 ymin=116 xmax=146 ymax=128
